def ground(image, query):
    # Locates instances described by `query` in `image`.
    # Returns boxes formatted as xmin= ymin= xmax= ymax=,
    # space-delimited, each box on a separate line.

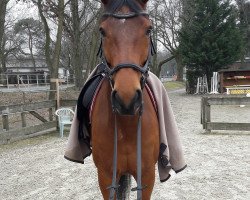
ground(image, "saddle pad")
xmin=145 ymin=83 xmax=158 ymax=113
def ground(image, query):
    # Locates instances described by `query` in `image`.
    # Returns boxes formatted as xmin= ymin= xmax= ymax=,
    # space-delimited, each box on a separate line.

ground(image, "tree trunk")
xmin=85 ymin=22 xmax=99 ymax=82
xmin=0 ymin=0 xmax=8 ymax=84
xmin=84 ymin=31 xmax=99 ymax=81
xmin=37 ymin=0 xmax=53 ymax=99
xmin=28 ymin=27 xmax=36 ymax=71
xmin=37 ymin=0 xmax=52 ymax=69
xmin=157 ymin=55 xmax=175 ymax=78
xmin=49 ymin=0 xmax=64 ymax=100
xmin=37 ymin=0 xmax=64 ymax=100
xmin=150 ymin=3 xmax=160 ymax=76
xmin=175 ymin=54 xmax=184 ymax=81
xmin=70 ymin=0 xmax=84 ymax=89
xmin=0 ymin=0 xmax=7 ymax=56
xmin=1 ymin=53 xmax=7 ymax=85
xmin=150 ymin=53 xmax=159 ymax=76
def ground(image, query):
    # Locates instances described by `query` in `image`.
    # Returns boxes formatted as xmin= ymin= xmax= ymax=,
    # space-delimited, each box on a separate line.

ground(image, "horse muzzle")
xmin=111 ymin=90 xmax=142 ymax=115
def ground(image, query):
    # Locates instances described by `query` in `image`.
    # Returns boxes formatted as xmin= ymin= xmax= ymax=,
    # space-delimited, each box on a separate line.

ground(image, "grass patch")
xmin=164 ymin=81 xmax=185 ymax=91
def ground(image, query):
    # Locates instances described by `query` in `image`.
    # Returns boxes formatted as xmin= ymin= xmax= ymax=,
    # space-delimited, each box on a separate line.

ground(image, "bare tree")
xmin=149 ymin=0 xmax=196 ymax=80
xmin=15 ymin=0 xmax=65 ymax=99
xmin=1 ymin=27 xmax=24 ymax=72
xmin=85 ymin=16 xmax=101 ymax=77
xmin=237 ymin=0 xmax=250 ymax=58
xmin=14 ymin=18 xmax=44 ymax=70
xmin=38 ymin=0 xmax=65 ymax=99
xmin=0 ymin=0 xmax=10 ymax=76
xmin=151 ymin=0 xmax=184 ymax=80
xmin=16 ymin=0 xmax=102 ymax=90
xmin=64 ymin=0 xmax=101 ymax=89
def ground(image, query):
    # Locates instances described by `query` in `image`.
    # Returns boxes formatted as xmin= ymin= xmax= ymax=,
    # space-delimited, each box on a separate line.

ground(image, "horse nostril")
xmin=111 ymin=90 xmax=120 ymax=103
xmin=111 ymin=89 xmax=142 ymax=115
xmin=133 ymin=89 xmax=142 ymax=107
xmin=133 ymin=89 xmax=142 ymax=102
xmin=137 ymin=89 xmax=142 ymax=100
xmin=111 ymin=90 xmax=117 ymax=104
xmin=111 ymin=90 xmax=123 ymax=111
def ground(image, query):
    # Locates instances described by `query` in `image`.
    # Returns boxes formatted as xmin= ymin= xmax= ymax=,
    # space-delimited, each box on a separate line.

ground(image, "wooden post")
xmin=220 ymin=72 xmax=224 ymax=93
xmin=22 ymin=92 xmax=26 ymax=103
xmin=6 ymin=74 xmax=9 ymax=89
xmin=21 ymin=112 xmax=27 ymax=127
xmin=201 ymin=97 xmax=204 ymax=125
xmin=2 ymin=114 xmax=9 ymax=131
xmin=66 ymin=74 xmax=68 ymax=87
xmin=36 ymin=74 xmax=39 ymax=86
xmin=17 ymin=74 xmax=20 ymax=89
xmin=204 ymin=102 xmax=211 ymax=131
xmin=201 ymin=97 xmax=207 ymax=129
xmin=27 ymin=75 xmax=30 ymax=88
xmin=50 ymin=78 xmax=65 ymax=109
xmin=56 ymin=79 xmax=59 ymax=108
xmin=44 ymin=72 xmax=47 ymax=86
xmin=49 ymin=108 xmax=53 ymax=121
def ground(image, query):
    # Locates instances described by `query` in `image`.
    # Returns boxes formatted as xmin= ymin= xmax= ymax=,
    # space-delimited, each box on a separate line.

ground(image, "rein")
xmin=108 ymin=110 xmax=145 ymax=200
xmin=98 ymin=10 xmax=156 ymax=200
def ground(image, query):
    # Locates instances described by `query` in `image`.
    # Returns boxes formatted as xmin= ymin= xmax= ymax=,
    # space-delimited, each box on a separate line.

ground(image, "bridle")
xmin=97 ymin=10 xmax=156 ymax=200
xmin=97 ymin=11 xmax=156 ymax=89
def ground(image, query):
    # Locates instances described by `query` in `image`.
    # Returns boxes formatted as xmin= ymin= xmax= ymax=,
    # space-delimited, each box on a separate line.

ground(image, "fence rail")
xmin=0 ymin=99 xmax=76 ymax=144
xmin=0 ymin=73 xmax=75 ymax=90
xmin=201 ymin=95 xmax=250 ymax=132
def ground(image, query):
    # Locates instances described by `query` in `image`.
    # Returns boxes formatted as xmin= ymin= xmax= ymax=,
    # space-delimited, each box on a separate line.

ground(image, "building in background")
xmin=2 ymin=56 xmax=69 ymax=86
xmin=219 ymin=58 xmax=250 ymax=94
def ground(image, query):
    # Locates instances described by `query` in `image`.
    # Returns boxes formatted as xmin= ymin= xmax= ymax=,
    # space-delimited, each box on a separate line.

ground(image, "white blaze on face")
xmin=120 ymin=19 xmax=126 ymax=24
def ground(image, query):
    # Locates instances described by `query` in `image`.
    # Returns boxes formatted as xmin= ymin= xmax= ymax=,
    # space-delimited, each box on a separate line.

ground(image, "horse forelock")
xmin=105 ymin=0 xmax=146 ymax=13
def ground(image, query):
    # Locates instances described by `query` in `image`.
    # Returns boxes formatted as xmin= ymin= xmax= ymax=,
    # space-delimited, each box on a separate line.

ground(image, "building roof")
xmin=4 ymin=71 xmax=48 ymax=75
xmin=219 ymin=59 xmax=250 ymax=72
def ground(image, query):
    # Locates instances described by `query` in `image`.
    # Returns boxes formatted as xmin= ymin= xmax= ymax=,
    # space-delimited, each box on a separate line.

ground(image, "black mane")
xmin=105 ymin=0 xmax=144 ymax=13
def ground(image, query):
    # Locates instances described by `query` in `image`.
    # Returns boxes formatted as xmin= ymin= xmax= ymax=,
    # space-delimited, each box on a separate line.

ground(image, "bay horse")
xmin=91 ymin=0 xmax=159 ymax=199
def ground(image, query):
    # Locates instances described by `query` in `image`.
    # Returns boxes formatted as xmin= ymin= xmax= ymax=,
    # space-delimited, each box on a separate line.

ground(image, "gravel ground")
xmin=0 ymin=89 xmax=249 ymax=200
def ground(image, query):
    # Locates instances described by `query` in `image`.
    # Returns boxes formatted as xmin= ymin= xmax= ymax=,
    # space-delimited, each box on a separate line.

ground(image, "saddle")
xmin=77 ymin=63 xmax=106 ymax=143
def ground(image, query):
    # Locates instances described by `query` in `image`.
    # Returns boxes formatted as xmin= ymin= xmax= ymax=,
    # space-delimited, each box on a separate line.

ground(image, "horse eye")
xmin=99 ymin=27 xmax=106 ymax=37
xmin=146 ymin=27 xmax=152 ymax=36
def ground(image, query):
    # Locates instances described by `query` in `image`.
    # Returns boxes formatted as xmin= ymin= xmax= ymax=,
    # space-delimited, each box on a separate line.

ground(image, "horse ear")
xmin=101 ymin=0 xmax=109 ymax=4
xmin=141 ymin=0 xmax=149 ymax=4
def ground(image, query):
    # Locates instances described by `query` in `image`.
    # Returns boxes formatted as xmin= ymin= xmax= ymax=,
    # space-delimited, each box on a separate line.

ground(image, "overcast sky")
xmin=7 ymin=0 xmax=250 ymax=22
xmin=7 ymin=0 xmax=38 ymax=23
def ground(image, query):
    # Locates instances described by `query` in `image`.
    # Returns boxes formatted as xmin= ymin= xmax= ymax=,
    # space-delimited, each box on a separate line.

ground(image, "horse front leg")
xmin=141 ymin=167 xmax=155 ymax=200
xmin=97 ymin=169 xmax=113 ymax=200
xmin=97 ymin=168 xmax=121 ymax=200
xmin=132 ymin=166 xmax=155 ymax=200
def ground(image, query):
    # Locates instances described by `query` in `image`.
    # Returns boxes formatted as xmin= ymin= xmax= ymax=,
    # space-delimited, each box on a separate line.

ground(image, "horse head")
xmin=99 ymin=0 xmax=154 ymax=115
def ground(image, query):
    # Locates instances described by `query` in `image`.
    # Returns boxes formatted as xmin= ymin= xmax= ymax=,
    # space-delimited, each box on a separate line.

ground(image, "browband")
xmin=102 ymin=11 xmax=149 ymax=19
